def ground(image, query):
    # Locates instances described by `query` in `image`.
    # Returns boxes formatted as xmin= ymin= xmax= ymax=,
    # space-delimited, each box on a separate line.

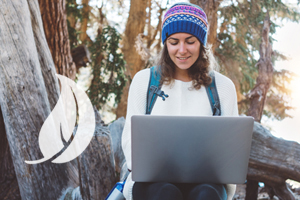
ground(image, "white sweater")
xmin=121 ymin=68 xmax=239 ymax=200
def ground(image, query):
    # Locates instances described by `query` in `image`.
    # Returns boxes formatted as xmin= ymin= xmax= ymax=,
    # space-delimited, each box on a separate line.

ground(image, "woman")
xmin=121 ymin=2 xmax=238 ymax=200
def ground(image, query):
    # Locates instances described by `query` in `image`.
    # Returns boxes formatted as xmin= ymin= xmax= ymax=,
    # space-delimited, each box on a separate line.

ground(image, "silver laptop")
xmin=131 ymin=115 xmax=254 ymax=184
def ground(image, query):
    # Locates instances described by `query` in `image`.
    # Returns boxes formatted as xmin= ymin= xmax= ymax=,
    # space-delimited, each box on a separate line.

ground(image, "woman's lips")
xmin=176 ymin=56 xmax=191 ymax=62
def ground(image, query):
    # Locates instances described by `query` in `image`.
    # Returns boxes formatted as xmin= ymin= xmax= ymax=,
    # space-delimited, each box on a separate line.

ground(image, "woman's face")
xmin=166 ymin=32 xmax=201 ymax=72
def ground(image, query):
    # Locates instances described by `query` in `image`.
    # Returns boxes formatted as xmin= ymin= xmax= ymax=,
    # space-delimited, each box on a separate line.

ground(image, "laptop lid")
xmin=131 ymin=115 xmax=254 ymax=184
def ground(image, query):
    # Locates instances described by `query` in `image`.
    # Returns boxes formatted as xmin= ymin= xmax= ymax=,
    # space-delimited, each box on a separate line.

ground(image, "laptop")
xmin=131 ymin=115 xmax=254 ymax=184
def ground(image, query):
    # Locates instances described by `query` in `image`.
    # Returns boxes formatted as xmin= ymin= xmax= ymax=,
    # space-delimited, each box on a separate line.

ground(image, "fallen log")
xmin=108 ymin=117 xmax=126 ymax=180
xmin=247 ymin=121 xmax=300 ymax=199
xmin=78 ymin=109 xmax=116 ymax=200
xmin=110 ymin=118 xmax=300 ymax=199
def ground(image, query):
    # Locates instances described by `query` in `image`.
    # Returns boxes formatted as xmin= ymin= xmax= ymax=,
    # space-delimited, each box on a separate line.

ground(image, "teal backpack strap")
xmin=205 ymin=71 xmax=221 ymax=116
xmin=146 ymin=66 xmax=169 ymax=114
xmin=146 ymin=67 xmax=220 ymax=116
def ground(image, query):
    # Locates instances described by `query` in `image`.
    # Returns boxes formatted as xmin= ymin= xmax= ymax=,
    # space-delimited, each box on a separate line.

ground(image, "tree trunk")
xmin=0 ymin=107 xmax=21 ymax=200
xmin=245 ymin=12 xmax=275 ymax=199
xmin=38 ymin=0 xmax=77 ymax=80
xmin=0 ymin=0 xmax=78 ymax=198
xmin=116 ymin=0 xmax=148 ymax=118
xmin=79 ymin=0 xmax=90 ymax=43
xmin=247 ymin=12 xmax=273 ymax=122
xmin=28 ymin=0 xmax=60 ymax=110
xmin=190 ymin=0 xmax=222 ymax=53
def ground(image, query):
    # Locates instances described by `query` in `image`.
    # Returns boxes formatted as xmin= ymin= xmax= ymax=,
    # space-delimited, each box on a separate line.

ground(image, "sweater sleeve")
xmin=214 ymin=71 xmax=239 ymax=117
xmin=121 ymin=68 xmax=150 ymax=170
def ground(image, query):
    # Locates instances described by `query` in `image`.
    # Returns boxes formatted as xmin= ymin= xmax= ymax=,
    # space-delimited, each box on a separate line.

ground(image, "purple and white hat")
xmin=161 ymin=2 xmax=208 ymax=46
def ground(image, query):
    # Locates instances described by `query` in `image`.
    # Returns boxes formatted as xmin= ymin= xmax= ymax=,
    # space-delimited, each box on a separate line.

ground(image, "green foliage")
xmin=66 ymin=0 xmax=82 ymax=49
xmin=87 ymin=26 xmax=129 ymax=110
xmin=216 ymin=0 xmax=300 ymax=120
xmin=66 ymin=1 xmax=128 ymax=111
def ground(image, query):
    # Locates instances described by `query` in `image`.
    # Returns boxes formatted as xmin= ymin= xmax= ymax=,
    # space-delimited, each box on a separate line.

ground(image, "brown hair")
xmin=155 ymin=43 xmax=212 ymax=90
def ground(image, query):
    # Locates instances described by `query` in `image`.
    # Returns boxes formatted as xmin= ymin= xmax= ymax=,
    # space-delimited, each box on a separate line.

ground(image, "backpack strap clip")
xmin=155 ymin=89 xmax=169 ymax=101
xmin=146 ymin=66 xmax=169 ymax=114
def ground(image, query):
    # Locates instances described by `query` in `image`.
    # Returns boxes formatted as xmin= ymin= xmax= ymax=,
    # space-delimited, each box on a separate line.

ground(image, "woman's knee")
xmin=155 ymin=183 xmax=183 ymax=200
xmin=188 ymin=183 xmax=227 ymax=200
xmin=133 ymin=182 xmax=183 ymax=200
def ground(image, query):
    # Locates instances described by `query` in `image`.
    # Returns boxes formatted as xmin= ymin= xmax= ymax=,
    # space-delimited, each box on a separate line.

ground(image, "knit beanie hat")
xmin=161 ymin=2 xmax=208 ymax=46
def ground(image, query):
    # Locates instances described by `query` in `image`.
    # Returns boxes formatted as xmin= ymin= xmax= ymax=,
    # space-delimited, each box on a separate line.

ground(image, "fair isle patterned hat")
xmin=161 ymin=2 xmax=208 ymax=46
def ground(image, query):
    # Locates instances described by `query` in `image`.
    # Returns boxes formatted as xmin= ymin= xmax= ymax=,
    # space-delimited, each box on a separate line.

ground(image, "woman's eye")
xmin=170 ymin=42 xmax=178 ymax=45
xmin=187 ymin=41 xmax=195 ymax=44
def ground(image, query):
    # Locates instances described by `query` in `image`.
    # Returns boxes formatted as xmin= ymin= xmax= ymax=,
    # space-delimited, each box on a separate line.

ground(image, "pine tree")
xmin=216 ymin=0 xmax=300 ymax=120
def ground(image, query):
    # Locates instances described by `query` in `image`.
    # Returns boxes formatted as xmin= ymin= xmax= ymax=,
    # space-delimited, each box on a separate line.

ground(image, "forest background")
xmin=73 ymin=0 xmax=300 ymax=143
xmin=71 ymin=0 xmax=300 ymax=136
xmin=1 ymin=0 xmax=300 ymax=199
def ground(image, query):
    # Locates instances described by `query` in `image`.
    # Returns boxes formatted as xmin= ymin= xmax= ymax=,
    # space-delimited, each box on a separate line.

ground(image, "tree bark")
xmin=247 ymin=122 xmax=298 ymax=199
xmin=78 ymin=109 xmax=116 ymax=200
xmin=0 ymin=107 xmax=21 ymax=200
xmin=28 ymin=0 xmax=60 ymax=110
xmin=108 ymin=117 xmax=126 ymax=181
xmin=29 ymin=0 xmax=79 ymax=185
xmin=246 ymin=12 xmax=278 ymax=199
xmin=116 ymin=0 xmax=148 ymax=118
xmin=79 ymin=0 xmax=90 ymax=43
xmin=247 ymin=12 xmax=273 ymax=122
xmin=190 ymin=0 xmax=222 ymax=53
xmin=38 ymin=0 xmax=77 ymax=80
xmin=0 ymin=0 xmax=78 ymax=198
xmin=245 ymin=180 xmax=259 ymax=200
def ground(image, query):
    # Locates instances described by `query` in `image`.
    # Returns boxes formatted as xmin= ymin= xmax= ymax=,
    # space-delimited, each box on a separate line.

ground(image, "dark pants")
xmin=133 ymin=182 xmax=227 ymax=200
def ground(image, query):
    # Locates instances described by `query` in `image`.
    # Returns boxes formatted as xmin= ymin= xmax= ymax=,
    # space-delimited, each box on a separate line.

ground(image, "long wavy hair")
xmin=155 ymin=42 xmax=213 ymax=90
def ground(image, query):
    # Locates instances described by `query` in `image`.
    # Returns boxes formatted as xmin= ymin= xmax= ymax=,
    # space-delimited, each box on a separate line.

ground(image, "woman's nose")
xmin=178 ymin=43 xmax=187 ymax=54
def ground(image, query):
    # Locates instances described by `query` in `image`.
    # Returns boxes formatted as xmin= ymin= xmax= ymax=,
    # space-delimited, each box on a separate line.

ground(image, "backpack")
xmin=106 ymin=66 xmax=221 ymax=200
xmin=146 ymin=66 xmax=221 ymax=116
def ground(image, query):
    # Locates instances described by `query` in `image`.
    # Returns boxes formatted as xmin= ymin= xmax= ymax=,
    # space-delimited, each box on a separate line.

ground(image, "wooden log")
xmin=247 ymin=121 xmax=299 ymax=199
xmin=245 ymin=180 xmax=259 ymax=200
xmin=249 ymin=122 xmax=300 ymax=182
xmin=272 ymin=182 xmax=295 ymax=200
xmin=110 ymin=117 xmax=300 ymax=198
xmin=108 ymin=117 xmax=126 ymax=180
xmin=61 ymin=187 xmax=82 ymax=200
xmin=78 ymin=109 xmax=116 ymax=200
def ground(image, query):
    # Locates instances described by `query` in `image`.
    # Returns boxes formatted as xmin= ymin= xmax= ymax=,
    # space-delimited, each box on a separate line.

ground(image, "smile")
xmin=177 ymin=57 xmax=190 ymax=60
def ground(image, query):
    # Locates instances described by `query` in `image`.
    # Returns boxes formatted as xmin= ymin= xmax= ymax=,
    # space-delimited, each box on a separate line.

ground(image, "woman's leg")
xmin=133 ymin=182 xmax=183 ymax=200
xmin=186 ymin=183 xmax=227 ymax=200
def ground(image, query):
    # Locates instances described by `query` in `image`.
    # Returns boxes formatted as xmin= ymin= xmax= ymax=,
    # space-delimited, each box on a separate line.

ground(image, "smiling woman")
xmin=166 ymin=33 xmax=201 ymax=81
xmin=157 ymin=34 xmax=213 ymax=89
xmin=167 ymin=33 xmax=200 ymax=72
xmin=121 ymin=2 xmax=239 ymax=200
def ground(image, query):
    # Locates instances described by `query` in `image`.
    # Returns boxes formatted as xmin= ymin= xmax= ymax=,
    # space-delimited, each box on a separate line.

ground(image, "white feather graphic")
xmin=25 ymin=74 xmax=95 ymax=164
